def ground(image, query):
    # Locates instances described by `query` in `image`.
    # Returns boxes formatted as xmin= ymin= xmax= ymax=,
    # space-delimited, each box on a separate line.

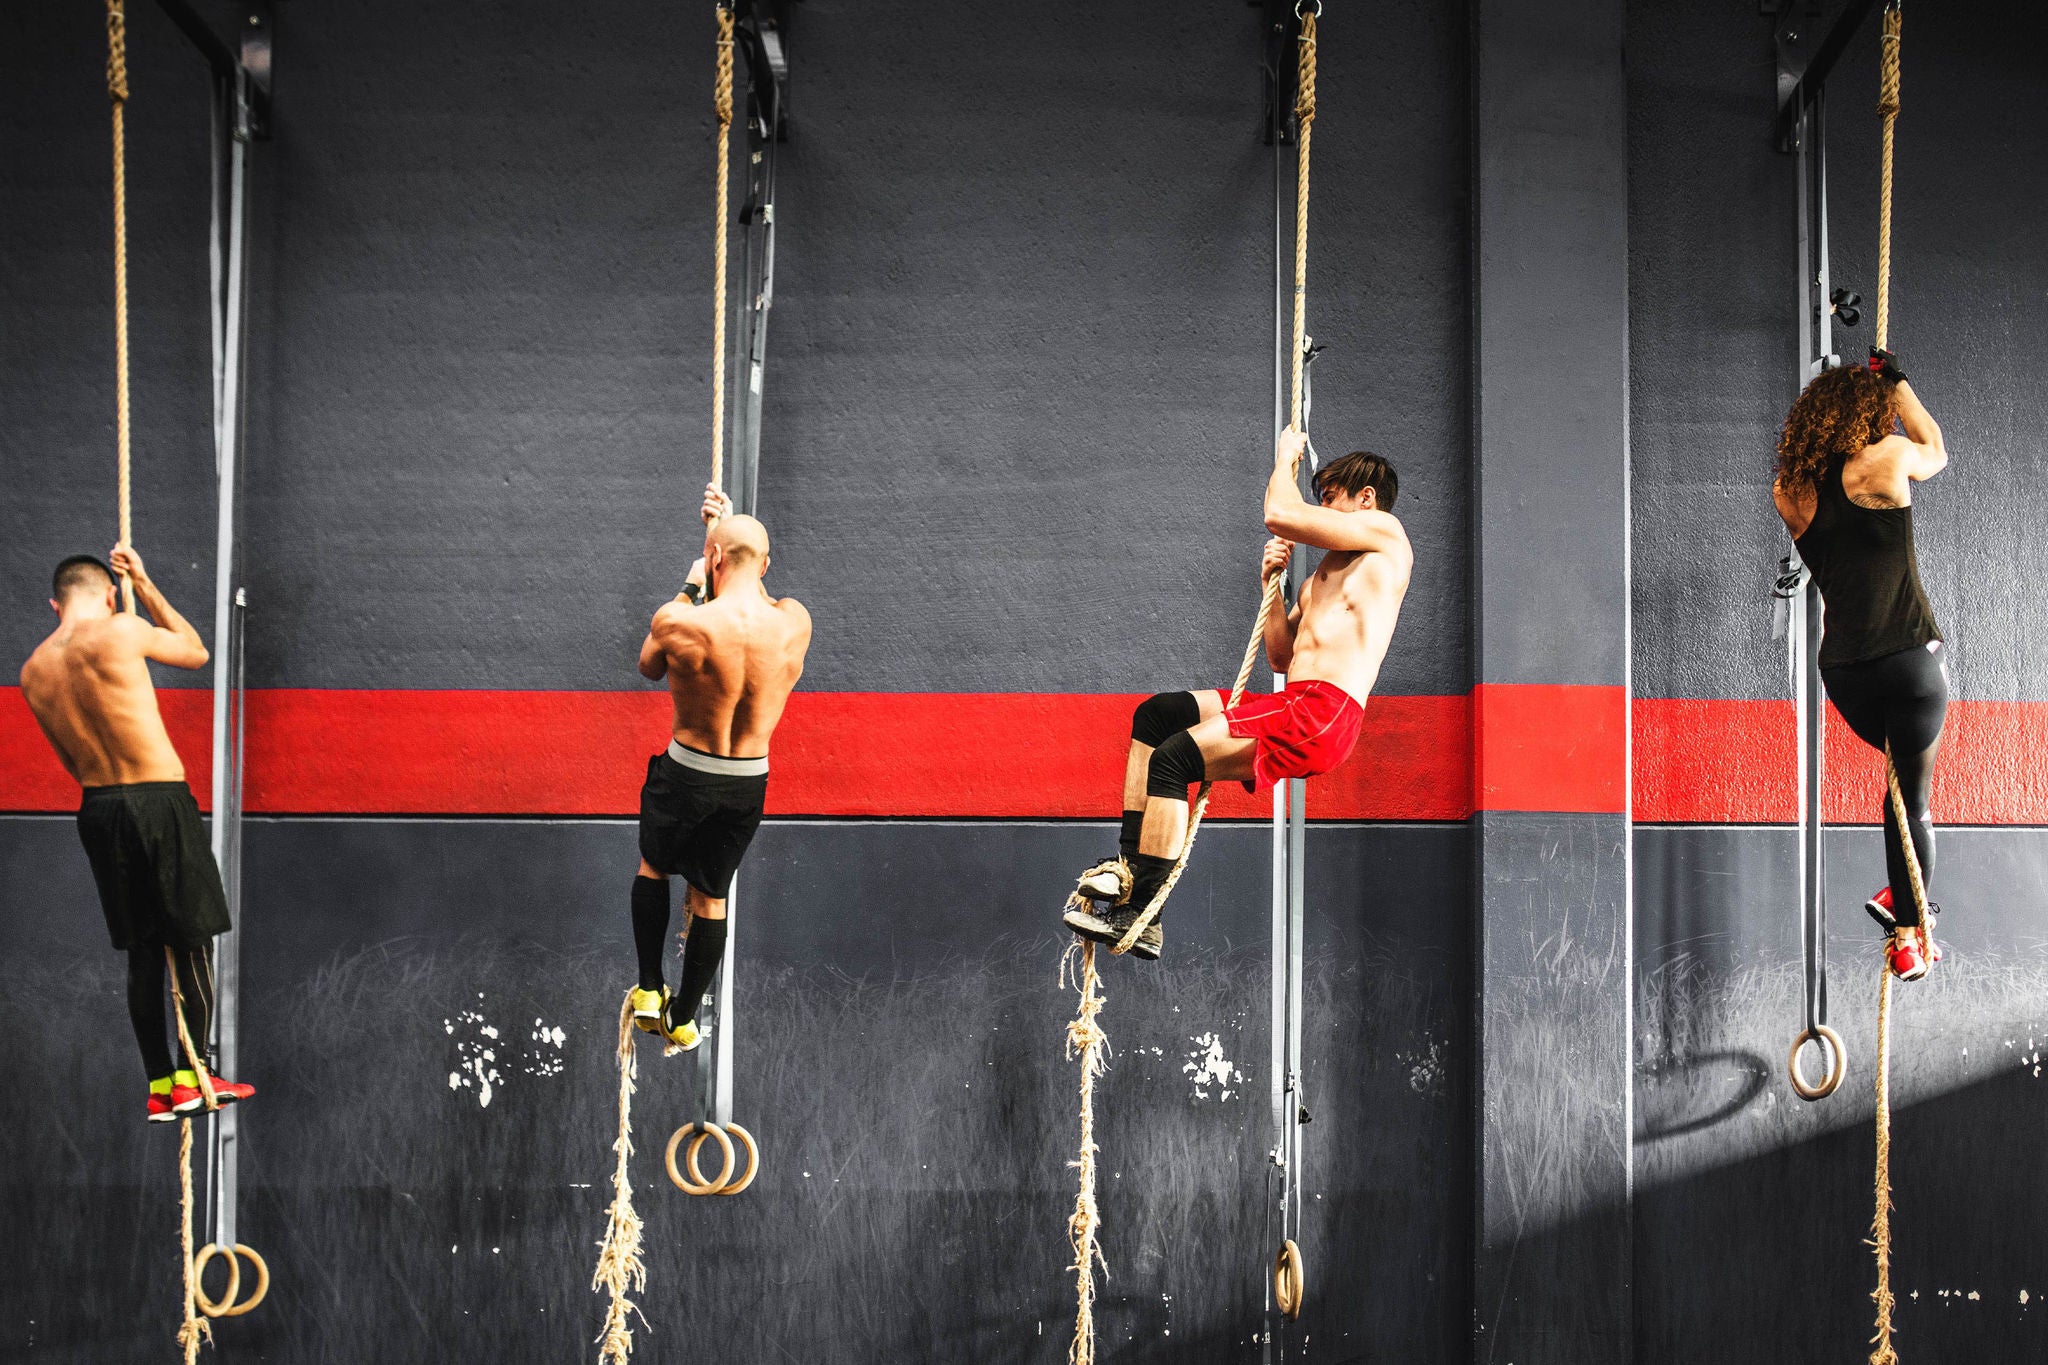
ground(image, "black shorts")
xmin=637 ymin=753 xmax=768 ymax=899
xmin=76 ymin=782 xmax=232 ymax=951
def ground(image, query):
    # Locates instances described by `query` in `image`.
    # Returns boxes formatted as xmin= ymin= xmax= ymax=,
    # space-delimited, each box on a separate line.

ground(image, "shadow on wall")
xmin=1634 ymin=946 xmax=2048 ymax=1362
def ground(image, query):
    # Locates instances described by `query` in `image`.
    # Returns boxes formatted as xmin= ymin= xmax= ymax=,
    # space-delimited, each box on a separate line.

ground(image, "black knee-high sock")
xmin=631 ymin=876 xmax=671 ymax=990
xmin=671 ymin=915 xmax=729 ymax=1027
xmin=1129 ymin=852 xmax=1177 ymax=916
xmin=1118 ymin=811 xmax=1144 ymax=863
xmin=167 ymin=944 xmax=214 ymax=1071
xmin=127 ymin=947 xmax=174 ymax=1081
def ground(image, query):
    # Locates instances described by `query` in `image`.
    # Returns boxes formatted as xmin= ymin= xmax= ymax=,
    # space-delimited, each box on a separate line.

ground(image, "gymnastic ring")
xmin=690 ymin=1122 xmax=760 ymax=1196
xmin=1787 ymin=1024 xmax=1848 ymax=1101
xmin=1295 ymin=0 xmax=1323 ymax=19
xmin=192 ymin=1242 xmax=242 ymax=1317
xmin=666 ymin=1122 xmax=735 ymax=1195
xmin=216 ymin=1246 xmax=269 ymax=1316
xmin=1273 ymin=1239 xmax=1305 ymax=1319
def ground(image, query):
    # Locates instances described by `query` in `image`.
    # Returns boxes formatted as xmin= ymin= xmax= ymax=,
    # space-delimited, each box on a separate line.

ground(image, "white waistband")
xmin=666 ymin=739 xmax=769 ymax=777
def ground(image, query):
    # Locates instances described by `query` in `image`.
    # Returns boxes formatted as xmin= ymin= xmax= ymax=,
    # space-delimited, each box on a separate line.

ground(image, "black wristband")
xmin=681 ymin=582 xmax=705 ymax=605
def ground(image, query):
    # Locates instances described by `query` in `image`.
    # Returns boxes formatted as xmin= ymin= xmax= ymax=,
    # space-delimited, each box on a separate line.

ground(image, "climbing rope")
xmin=1870 ymin=747 xmax=1927 ymax=1365
xmin=1110 ymin=0 xmax=1318 ymax=960
xmin=165 ymin=951 xmax=220 ymax=1362
xmin=593 ymin=996 xmax=648 ymax=1365
xmin=1062 ymin=941 xmax=1109 ymax=1365
xmin=590 ymin=20 xmax=740 ymax=1354
xmin=709 ymin=3 xmax=736 ymax=507
xmin=1865 ymin=14 xmax=1909 ymax=1359
xmin=1064 ymin=12 xmax=1320 ymax=1360
xmin=107 ymin=0 xmax=135 ymax=612
xmin=1873 ymin=2 xmax=1902 ymax=353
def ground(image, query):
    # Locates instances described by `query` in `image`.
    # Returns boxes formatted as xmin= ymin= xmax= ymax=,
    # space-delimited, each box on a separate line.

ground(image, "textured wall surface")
xmin=1 ymin=818 xmax=1472 ymax=1364
xmin=0 ymin=2 xmax=1475 ymax=1362
xmin=1628 ymin=2 xmax=2048 ymax=1362
xmin=0 ymin=0 xmax=1470 ymax=695
xmin=1628 ymin=0 xmax=2048 ymax=704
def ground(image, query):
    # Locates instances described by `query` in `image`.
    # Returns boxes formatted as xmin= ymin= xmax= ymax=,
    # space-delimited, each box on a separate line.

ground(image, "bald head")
xmin=708 ymin=514 xmax=770 ymax=574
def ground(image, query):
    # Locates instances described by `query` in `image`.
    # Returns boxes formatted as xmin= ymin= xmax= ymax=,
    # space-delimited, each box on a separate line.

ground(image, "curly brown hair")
xmin=1776 ymin=365 xmax=1901 ymax=494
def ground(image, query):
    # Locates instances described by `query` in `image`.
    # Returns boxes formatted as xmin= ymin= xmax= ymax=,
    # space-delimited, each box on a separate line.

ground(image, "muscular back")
xmin=20 ymin=615 xmax=188 ymax=787
xmin=647 ymin=588 xmax=811 ymax=757
xmin=1288 ymin=534 xmax=1412 ymax=704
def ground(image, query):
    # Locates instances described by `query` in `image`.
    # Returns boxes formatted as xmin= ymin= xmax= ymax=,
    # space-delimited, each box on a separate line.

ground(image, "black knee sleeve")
xmin=1146 ymin=730 xmax=1207 ymax=800
xmin=1132 ymin=691 xmax=1202 ymax=748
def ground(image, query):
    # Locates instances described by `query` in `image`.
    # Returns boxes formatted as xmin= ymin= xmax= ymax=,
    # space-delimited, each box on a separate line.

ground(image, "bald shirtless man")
xmin=1065 ymin=427 xmax=1413 ymax=959
xmin=20 ymin=548 xmax=255 ymax=1121
xmin=627 ymin=485 xmax=812 ymax=1047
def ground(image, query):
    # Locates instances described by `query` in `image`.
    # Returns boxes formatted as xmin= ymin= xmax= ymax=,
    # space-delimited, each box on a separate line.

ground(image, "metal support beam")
xmin=154 ymin=0 xmax=274 ymax=140
xmin=703 ymin=0 xmax=791 ymax=1134
xmin=1774 ymin=0 xmax=1884 ymax=150
xmin=1781 ymin=48 xmax=1842 ymax=1095
xmin=204 ymin=66 xmax=253 ymax=1248
xmin=155 ymin=1 xmax=271 ymax=1258
xmin=1262 ymin=10 xmax=1312 ymax=1345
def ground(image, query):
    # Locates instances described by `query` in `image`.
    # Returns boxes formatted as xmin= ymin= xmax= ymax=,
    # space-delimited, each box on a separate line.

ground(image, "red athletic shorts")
xmin=1222 ymin=679 xmax=1366 ymax=791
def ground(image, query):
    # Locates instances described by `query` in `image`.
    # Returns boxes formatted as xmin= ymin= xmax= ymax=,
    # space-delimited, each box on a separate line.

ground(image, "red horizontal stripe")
xmin=1473 ymin=683 xmax=1628 ymax=814
xmin=6 ymin=688 xmax=2044 ymax=823
xmin=1634 ymin=696 xmax=2048 ymax=825
xmin=0 ymin=688 xmax=1470 ymax=820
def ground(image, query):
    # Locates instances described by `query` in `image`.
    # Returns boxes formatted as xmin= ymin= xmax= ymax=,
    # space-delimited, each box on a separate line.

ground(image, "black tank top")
xmin=1794 ymin=455 xmax=1941 ymax=668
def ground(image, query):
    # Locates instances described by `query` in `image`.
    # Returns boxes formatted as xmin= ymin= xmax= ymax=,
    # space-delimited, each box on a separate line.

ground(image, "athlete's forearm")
xmin=1264 ymin=456 xmax=1306 ymax=526
xmin=1263 ymin=603 xmax=1296 ymax=673
xmin=1895 ymin=381 xmax=1944 ymax=456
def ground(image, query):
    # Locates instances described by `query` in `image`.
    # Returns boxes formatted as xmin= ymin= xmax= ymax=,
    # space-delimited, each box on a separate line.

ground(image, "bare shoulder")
xmin=1864 ymin=433 xmax=1920 ymax=467
xmin=650 ymin=600 xmax=709 ymax=647
xmin=775 ymin=595 xmax=812 ymax=631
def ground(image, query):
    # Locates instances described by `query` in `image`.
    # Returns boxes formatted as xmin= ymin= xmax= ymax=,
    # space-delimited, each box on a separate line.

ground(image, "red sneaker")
xmin=1865 ymin=885 xmax=1897 ymax=931
xmin=205 ymin=1079 xmax=257 ymax=1107
xmin=147 ymin=1083 xmax=206 ymax=1124
xmin=1888 ymin=927 xmax=1936 ymax=982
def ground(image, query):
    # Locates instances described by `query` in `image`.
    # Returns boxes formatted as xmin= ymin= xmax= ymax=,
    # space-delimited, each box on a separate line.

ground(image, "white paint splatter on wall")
xmin=1184 ymin=1032 xmax=1244 ymax=1102
xmin=444 ymin=996 xmax=573 ymax=1107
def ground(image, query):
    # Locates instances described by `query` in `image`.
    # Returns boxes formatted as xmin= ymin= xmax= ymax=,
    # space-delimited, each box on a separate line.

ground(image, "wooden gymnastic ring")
xmin=692 ymin=1122 xmax=760 ymax=1196
xmin=216 ymin=1246 xmax=269 ymax=1316
xmin=666 ymin=1122 xmax=735 ymax=1195
xmin=193 ymin=1242 xmax=242 ymax=1317
xmin=1787 ymin=1024 xmax=1848 ymax=1101
xmin=1273 ymin=1239 xmax=1305 ymax=1319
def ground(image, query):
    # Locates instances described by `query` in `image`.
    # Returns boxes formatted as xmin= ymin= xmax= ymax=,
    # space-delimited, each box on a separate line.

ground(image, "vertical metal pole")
xmin=1790 ymin=98 xmax=1831 ymax=1049
xmin=206 ymin=67 xmax=251 ymax=1249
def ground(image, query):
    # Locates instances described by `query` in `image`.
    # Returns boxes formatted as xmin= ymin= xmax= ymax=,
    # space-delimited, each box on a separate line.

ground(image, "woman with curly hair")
xmin=1774 ymin=347 xmax=1950 ymax=981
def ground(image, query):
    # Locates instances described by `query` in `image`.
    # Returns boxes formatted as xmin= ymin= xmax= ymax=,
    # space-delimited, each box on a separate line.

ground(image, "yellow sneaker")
xmin=629 ymin=986 xmax=669 ymax=1033
xmin=661 ymin=999 xmax=703 ymax=1051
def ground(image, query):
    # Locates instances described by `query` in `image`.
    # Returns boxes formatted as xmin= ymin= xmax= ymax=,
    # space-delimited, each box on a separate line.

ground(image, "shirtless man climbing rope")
xmin=628 ymin=484 xmax=812 ymax=1047
xmin=1775 ymin=348 xmax=1950 ymax=982
xmin=1066 ymin=427 xmax=1413 ymax=960
xmin=20 ymin=547 xmax=255 ymax=1121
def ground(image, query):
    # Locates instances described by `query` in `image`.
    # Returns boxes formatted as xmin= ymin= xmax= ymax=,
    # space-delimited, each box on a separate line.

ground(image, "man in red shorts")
xmin=1065 ymin=427 xmax=1412 ymax=959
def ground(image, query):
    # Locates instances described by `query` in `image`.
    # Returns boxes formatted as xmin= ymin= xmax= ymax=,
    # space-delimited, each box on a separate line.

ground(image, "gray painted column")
xmin=1471 ymin=2 xmax=1632 ymax=1361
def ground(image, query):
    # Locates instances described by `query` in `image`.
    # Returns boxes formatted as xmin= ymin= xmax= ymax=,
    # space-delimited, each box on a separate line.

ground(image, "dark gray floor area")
xmin=0 ymin=816 xmax=1471 ymax=1364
